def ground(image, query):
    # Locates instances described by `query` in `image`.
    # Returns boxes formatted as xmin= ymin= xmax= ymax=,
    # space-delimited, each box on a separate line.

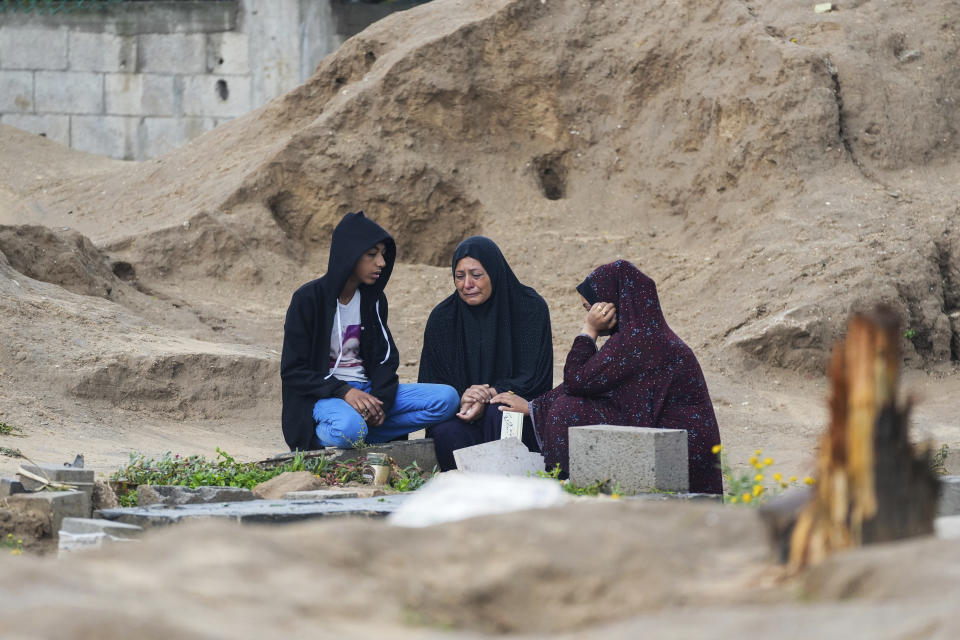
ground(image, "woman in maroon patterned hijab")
xmin=493 ymin=260 xmax=722 ymax=494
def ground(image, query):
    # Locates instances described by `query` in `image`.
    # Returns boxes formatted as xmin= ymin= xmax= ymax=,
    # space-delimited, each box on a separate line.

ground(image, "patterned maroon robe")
xmin=530 ymin=260 xmax=723 ymax=494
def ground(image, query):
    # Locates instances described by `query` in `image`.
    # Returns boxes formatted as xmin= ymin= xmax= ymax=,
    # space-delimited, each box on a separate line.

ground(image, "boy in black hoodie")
xmin=281 ymin=211 xmax=459 ymax=450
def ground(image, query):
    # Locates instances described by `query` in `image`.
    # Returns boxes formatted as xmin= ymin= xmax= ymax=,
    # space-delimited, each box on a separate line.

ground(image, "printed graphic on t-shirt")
xmin=331 ymin=324 xmax=362 ymax=371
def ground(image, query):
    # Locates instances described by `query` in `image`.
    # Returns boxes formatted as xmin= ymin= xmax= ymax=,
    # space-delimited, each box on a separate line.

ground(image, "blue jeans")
xmin=313 ymin=381 xmax=459 ymax=448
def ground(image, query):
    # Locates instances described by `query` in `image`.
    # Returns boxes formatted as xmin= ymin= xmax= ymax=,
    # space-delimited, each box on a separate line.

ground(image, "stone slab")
xmin=285 ymin=487 xmax=387 ymax=500
xmin=938 ymin=476 xmax=960 ymax=517
xmin=268 ymin=439 xmax=439 ymax=473
xmin=136 ymin=485 xmax=256 ymax=507
xmin=58 ymin=531 xmax=139 ymax=556
xmin=453 ymin=438 xmax=546 ymax=477
xmin=284 ymin=489 xmax=360 ymax=500
xmin=935 ymin=515 xmax=960 ymax=540
xmin=569 ymin=425 xmax=689 ymax=493
xmin=0 ymin=477 xmax=25 ymax=498
xmin=97 ymin=495 xmax=409 ymax=529
xmin=624 ymin=492 xmax=723 ymax=503
xmin=6 ymin=490 xmax=91 ymax=536
xmin=60 ymin=517 xmax=144 ymax=537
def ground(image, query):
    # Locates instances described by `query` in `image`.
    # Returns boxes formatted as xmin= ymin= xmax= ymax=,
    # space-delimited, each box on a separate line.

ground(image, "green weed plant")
xmin=535 ymin=463 xmax=624 ymax=497
xmin=111 ymin=448 xmax=434 ymax=506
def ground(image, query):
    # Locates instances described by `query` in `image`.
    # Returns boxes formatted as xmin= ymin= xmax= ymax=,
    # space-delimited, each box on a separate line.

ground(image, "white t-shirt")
xmin=329 ymin=292 xmax=368 ymax=382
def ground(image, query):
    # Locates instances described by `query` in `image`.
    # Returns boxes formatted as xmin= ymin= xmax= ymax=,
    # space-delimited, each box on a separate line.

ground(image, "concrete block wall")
xmin=0 ymin=0 xmax=429 ymax=160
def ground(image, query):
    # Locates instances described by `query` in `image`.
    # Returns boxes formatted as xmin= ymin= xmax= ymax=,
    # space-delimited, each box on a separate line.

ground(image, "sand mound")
xmin=1 ymin=502 xmax=959 ymax=637
xmin=23 ymin=0 xmax=960 ymax=372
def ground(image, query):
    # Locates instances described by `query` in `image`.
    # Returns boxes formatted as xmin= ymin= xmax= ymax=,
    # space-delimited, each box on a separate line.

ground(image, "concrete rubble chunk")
xmin=453 ymin=438 xmax=545 ymax=477
xmin=938 ymin=476 xmax=960 ymax=517
xmin=252 ymin=471 xmax=325 ymax=500
xmin=97 ymin=495 xmax=409 ymax=529
xmin=6 ymin=490 xmax=92 ymax=536
xmin=136 ymin=485 xmax=256 ymax=506
xmin=569 ymin=425 xmax=689 ymax=493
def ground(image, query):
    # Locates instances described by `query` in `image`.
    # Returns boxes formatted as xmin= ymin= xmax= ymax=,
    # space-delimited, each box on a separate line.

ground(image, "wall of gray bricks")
xmin=0 ymin=0 xmax=426 ymax=160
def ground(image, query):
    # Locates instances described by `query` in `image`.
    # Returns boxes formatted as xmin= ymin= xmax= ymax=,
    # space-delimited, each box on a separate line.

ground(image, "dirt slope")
xmin=1 ymin=0 xmax=958 ymax=478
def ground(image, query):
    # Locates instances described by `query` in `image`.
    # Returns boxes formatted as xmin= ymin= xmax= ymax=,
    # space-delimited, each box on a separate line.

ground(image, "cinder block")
xmin=181 ymin=74 xmax=251 ymax=118
xmin=141 ymin=116 xmax=215 ymax=158
xmin=0 ymin=27 xmax=67 ymax=70
xmin=206 ymin=31 xmax=249 ymax=75
xmin=0 ymin=113 xmax=70 ymax=147
xmin=7 ymin=490 xmax=92 ymax=536
xmin=35 ymin=71 xmax=104 ymax=114
xmin=453 ymin=438 xmax=546 ymax=477
xmin=569 ymin=425 xmax=689 ymax=493
xmin=1 ymin=477 xmax=25 ymax=498
xmin=69 ymin=31 xmax=136 ymax=73
xmin=71 ymin=114 xmax=138 ymax=159
xmin=0 ymin=71 xmax=33 ymax=112
xmin=939 ymin=476 xmax=960 ymax=517
xmin=105 ymin=73 xmax=175 ymax=116
xmin=138 ymin=33 xmax=205 ymax=74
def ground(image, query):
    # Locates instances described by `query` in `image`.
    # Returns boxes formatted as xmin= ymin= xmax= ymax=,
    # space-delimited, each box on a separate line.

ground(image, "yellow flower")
xmin=763 ymin=457 xmax=773 ymax=466
xmin=729 ymin=496 xmax=739 ymax=504
xmin=741 ymin=493 xmax=752 ymax=503
xmin=611 ymin=493 xmax=621 ymax=500
xmin=789 ymin=476 xmax=798 ymax=483
xmin=10 ymin=549 xmax=22 ymax=556
xmin=803 ymin=476 xmax=816 ymax=485
xmin=748 ymin=456 xmax=758 ymax=466
xmin=753 ymin=484 xmax=764 ymax=497
xmin=711 ymin=444 xmax=722 ymax=455
xmin=754 ymin=474 xmax=764 ymax=482
xmin=754 ymin=449 xmax=763 ymax=456
xmin=773 ymin=472 xmax=782 ymax=482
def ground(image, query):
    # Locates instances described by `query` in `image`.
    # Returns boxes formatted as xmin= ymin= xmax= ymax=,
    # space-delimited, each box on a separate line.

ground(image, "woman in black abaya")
xmin=418 ymin=237 xmax=553 ymax=470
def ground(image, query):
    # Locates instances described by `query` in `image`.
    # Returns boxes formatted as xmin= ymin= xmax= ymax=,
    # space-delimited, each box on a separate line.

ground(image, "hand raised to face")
xmin=581 ymin=301 xmax=617 ymax=339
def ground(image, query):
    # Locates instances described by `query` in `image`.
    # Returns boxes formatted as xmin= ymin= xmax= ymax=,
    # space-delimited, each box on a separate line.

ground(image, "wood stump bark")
xmin=787 ymin=306 xmax=940 ymax=571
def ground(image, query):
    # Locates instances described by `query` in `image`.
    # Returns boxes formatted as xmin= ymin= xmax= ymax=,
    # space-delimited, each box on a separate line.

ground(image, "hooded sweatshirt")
xmin=280 ymin=211 xmax=399 ymax=451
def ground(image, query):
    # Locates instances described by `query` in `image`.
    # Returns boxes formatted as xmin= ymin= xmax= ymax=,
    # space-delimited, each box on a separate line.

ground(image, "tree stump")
xmin=787 ymin=306 xmax=940 ymax=571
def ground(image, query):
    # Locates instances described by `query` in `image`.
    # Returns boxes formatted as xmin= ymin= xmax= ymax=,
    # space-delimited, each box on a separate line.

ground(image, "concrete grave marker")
xmin=453 ymin=438 xmax=545 ymax=477
xmin=938 ymin=476 xmax=960 ymax=517
xmin=569 ymin=425 xmax=688 ymax=493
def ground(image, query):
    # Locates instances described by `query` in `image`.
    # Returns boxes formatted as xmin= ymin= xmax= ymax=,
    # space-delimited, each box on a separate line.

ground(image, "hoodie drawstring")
xmin=376 ymin=299 xmax=391 ymax=364
xmin=324 ymin=304 xmax=344 ymax=380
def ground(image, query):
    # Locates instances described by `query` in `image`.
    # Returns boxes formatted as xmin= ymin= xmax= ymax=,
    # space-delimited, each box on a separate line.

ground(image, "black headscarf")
xmin=418 ymin=236 xmax=553 ymax=399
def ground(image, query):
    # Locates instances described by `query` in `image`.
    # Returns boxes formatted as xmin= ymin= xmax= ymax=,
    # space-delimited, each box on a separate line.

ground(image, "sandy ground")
xmin=2 ymin=0 xmax=959 ymax=483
